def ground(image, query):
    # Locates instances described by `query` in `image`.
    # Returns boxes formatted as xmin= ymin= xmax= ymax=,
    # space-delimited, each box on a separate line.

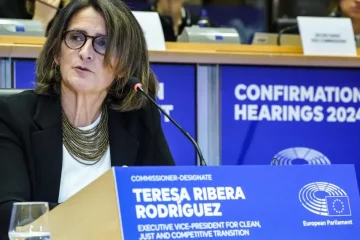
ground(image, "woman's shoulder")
xmin=0 ymin=89 xmax=38 ymax=108
xmin=115 ymin=99 xmax=161 ymax=136
xmin=0 ymin=90 xmax=39 ymax=132
xmin=0 ymin=90 xmax=60 ymax=133
xmin=0 ymin=90 xmax=52 ymax=119
xmin=139 ymin=99 xmax=162 ymax=134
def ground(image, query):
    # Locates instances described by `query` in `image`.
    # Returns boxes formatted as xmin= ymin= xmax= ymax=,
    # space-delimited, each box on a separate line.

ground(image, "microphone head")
xmin=128 ymin=76 xmax=142 ymax=91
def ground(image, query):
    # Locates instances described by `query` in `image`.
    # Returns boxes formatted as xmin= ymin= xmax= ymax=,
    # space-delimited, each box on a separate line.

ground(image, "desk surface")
xmin=1 ymin=36 xmax=360 ymax=67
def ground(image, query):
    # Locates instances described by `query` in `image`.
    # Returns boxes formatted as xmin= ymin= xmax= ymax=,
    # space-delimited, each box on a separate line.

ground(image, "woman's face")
xmin=340 ymin=0 xmax=360 ymax=20
xmin=56 ymin=7 xmax=116 ymax=94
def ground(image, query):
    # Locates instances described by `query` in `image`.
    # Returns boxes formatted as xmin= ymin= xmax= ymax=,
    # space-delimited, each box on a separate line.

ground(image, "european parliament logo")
xmin=299 ymin=182 xmax=351 ymax=217
xmin=271 ymin=147 xmax=331 ymax=165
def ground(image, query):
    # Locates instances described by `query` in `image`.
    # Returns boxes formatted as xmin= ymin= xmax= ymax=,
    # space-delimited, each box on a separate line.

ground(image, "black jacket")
xmin=0 ymin=90 xmax=175 ymax=239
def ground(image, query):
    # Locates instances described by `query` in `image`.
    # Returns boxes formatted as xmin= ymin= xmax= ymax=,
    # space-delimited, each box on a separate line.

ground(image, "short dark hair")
xmin=35 ymin=0 xmax=158 ymax=112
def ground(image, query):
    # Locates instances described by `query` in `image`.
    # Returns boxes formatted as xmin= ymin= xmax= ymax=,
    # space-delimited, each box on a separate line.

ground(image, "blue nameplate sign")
xmin=114 ymin=165 xmax=360 ymax=240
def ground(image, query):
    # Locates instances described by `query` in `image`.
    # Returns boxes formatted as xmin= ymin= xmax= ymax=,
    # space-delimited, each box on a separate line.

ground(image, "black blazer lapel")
xmin=31 ymin=94 xmax=63 ymax=203
xmin=108 ymin=107 xmax=139 ymax=167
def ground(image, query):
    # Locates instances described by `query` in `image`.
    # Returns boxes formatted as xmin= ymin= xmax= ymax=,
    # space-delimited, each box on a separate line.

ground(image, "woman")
xmin=330 ymin=0 xmax=360 ymax=36
xmin=0 ymin=0 xmax=70 ymax=33
xmin=0 ymin=0 xmax=175 ymax=238
xmin=29 ymin=0 xmax=71 ymax=32
xmin=149 ymin=0 xmax=200 ymax=41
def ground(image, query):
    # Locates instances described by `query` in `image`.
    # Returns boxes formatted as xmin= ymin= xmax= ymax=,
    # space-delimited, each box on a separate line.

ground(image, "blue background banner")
xmin=151 ymin=64 xmax=196 ymax=166
xmin=13 ymin=59 xmax=36 ymax=88
xmin=220 ymin=65 xmax=360 ymax=183
xmin=114 ymin=165 xmax=360 ymax=240
xmin=12 ymin=59 xmax=196 ymax=165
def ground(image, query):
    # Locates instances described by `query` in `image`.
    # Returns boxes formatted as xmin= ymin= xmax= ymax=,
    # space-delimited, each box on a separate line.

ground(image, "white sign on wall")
xmin=132 ymin=11 xmax=166 ymax=51
xmin=297 ymin=16 xmax=357 ymax=57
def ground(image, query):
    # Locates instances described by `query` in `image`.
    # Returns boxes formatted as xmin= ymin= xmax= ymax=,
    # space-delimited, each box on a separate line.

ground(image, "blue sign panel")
xmin=13 ymin=59 xmax=36 ymax=88
xmin=12 ymin=59 xmax=196 ymax=165
xmin=220 ymin=65 xmax=360 ymax=183
xmin=151 ymin=64 xmax=196 ymax=166
xmin=114 ymin=165 xmax=360 ymax=239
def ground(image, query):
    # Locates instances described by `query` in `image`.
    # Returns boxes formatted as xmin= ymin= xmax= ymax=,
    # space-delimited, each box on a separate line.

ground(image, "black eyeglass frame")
xmin=62 ymin=30 xmax=107 ymax=55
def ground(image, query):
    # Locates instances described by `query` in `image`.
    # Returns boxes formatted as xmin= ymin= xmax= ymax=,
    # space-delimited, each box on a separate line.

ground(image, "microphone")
xmin=127 ymin=77 xmax=207 ymax=166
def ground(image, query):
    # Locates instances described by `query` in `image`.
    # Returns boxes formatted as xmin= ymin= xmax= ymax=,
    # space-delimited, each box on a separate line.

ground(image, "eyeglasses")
xmin=63 ymin=30 xmax=107 ymax=55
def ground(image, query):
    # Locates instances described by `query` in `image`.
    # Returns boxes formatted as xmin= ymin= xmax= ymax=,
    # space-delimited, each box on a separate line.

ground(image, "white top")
xmin=58 ymin=113 xmax=111 ymax=203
